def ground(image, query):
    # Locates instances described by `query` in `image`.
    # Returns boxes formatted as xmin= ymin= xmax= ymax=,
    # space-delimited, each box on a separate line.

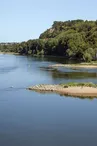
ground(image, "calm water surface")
xmin=0 ymin=54 xmax=97 ymax=146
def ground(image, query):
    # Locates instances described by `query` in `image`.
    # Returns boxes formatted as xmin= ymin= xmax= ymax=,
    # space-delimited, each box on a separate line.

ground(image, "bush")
xmin=83 ymin=52 xmax=92 ymax=62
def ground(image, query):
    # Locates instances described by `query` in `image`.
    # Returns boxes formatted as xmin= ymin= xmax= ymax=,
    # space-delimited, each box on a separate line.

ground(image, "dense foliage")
xmin=1 ymin=19 xmax=97 ymax=61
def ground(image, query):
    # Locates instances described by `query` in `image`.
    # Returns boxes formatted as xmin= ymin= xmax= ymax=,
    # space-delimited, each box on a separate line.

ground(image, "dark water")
xmin=0 ymin=54 xmax=97 ymax=146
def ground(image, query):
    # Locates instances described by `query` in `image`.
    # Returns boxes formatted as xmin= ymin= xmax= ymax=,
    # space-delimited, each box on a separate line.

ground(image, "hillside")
xmin=1 ymin=20 xmax=97 ymax=62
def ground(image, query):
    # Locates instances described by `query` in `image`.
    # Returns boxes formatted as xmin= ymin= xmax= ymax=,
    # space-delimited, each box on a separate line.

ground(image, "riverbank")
xmin=0 ymin=52 xmax=19 ymax=55
xmin=1 ymin=51 xmax=97 ymax=68
xmin=49 ymin=63 xmax=97 ymax=69
xmin=28 ymin=83 xmax=97 ymax=97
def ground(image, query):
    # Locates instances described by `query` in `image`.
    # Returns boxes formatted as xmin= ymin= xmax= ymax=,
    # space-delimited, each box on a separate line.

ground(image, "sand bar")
xmin=28 ymin=84 xmax=97 ymax=97
xmin=49 ymin=64 xmax=97 ymax=68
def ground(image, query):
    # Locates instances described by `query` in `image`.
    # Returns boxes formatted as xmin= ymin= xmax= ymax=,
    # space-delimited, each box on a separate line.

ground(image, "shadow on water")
xmin=30 ymin=56 xmax=81 ymax=64
xmin=40 ymin=67 xmax=97 ymax=79
xmin=32 ymin=90 xmax=97 ymax=100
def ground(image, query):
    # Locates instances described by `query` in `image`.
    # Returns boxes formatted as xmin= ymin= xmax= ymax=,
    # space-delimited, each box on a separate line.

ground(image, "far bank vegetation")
xmin=1 ymin=20 xmax=97 ymax=62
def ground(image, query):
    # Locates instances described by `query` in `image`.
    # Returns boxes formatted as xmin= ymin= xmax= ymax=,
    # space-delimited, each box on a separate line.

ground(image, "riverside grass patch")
xmin=60 ymin=82 xmax=97 ymax=88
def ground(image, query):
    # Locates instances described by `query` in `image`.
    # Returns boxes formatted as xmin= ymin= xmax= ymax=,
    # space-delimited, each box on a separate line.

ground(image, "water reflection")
xmin=0 ymin=54 xmax=97 ymax=146
xmin=40 ymin=66 xmax=97 ymax=79
xmin=33 ymin=90 xmax=97 ymax=100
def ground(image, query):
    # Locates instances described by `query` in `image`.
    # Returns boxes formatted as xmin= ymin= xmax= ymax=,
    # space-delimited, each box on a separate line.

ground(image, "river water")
xmin=0 ymin=54 xmax=97 ymax=146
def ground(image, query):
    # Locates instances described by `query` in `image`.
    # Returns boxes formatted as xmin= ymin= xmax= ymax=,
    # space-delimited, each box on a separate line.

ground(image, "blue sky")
xmin=0 ymin=0 xmax=97 ymax=42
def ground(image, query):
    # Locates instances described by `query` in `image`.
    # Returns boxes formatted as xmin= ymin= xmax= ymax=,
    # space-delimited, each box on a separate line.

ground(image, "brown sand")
xmin=57 ymin=87 xmax=97 ymax=97
xmin=28 ymin=85 xmax=97 ymax=97
xmin=49 ymin=64 xmax=97 ymax=68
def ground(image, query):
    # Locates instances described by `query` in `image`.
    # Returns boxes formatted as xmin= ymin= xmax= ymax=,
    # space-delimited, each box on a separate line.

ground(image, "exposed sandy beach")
xmin=28 ymin=85 xmax=97 ymax=97
xmin=49 ymin=64 xmax=97 ymax=68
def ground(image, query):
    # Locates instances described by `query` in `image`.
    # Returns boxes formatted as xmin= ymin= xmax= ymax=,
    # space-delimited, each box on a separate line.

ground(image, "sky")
xmin=0 ymin=0 xmax=97 ymax=42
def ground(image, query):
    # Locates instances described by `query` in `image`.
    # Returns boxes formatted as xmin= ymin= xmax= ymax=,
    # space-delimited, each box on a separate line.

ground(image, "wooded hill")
xmin=1 ymin=20 xmax=97 ymax=61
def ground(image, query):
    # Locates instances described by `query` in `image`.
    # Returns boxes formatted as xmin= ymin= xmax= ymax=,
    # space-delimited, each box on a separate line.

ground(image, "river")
xmin=0 ymin=54 xmax=97 ymax=146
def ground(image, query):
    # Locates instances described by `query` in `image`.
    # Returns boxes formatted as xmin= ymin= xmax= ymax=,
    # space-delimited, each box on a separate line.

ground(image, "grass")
xmin=60 ymin=82 xmax=97 ymax=88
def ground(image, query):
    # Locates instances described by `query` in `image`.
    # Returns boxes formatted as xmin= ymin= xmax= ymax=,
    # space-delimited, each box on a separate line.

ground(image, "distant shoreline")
xmin=49 ymin=63 xmax=97 ymax=69
xmin=0 ymin=52 xmax=19 ymax=55
xmin=1 ymin=52 xmax=97 ymax=68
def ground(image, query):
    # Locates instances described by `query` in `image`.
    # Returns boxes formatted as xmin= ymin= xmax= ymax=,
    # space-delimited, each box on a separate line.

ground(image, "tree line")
xmin=0 ymin=19 xmax=97 ymax=62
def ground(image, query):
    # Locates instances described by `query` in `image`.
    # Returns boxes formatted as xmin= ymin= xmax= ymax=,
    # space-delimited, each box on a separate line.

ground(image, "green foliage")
xmin=60 ymin=82 xmax=97 ymax=88
xmin=1 ymin=19 xmax=97 ymax=62
xmin=83 ymin=52 xmax=92 ymax=62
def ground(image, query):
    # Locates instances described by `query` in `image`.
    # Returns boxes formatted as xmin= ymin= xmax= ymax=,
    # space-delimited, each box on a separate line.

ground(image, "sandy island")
xmin=49 ymin=63 xmax=97 ymax=69
xmin=28 ymin=84 xmax=97 ymax=97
